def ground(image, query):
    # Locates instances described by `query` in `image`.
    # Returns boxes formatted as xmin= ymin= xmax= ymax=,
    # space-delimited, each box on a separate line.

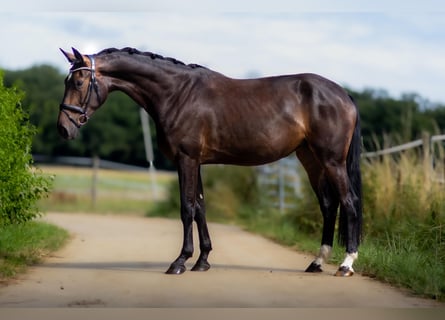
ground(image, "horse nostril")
xmin=57 ymin=123 xmax=69 ymax=139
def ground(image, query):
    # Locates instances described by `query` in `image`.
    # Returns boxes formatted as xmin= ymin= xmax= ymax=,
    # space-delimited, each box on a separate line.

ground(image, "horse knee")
xmin=181 ymin=203 xmax=195 ymax=222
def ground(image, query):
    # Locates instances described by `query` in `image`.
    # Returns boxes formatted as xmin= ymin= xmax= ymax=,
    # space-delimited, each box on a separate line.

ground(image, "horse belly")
xmin=202 ymin=127 xmax=303 ymax=166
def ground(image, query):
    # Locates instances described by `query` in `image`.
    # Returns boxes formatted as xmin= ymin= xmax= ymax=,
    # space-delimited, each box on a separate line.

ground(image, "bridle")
xmin=60 ymin=55 xmax=101 ymax=128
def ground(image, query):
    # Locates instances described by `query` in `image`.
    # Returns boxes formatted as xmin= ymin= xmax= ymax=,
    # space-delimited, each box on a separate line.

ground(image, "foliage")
xmin=0 ymin=221 xmax=69 ymax=278
xmin=348 ymin=88 xmax=440 ymax=151
xmin=203 ymin=165 xmax=260 ymax=221
xmin=0 ymin=73 xmax=53 ymax=225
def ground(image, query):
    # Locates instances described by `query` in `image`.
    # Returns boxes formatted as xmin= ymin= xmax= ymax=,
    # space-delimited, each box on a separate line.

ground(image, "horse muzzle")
xmin=58 ymin=103 xmax=89 ymax=139
xmin=57 ymin=120 xmax=79 ymax=140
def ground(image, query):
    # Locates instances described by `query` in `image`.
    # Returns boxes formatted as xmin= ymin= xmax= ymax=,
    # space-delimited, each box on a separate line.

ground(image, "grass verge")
xmin=0 ymin=221 xmax=69 ymax=280
xmin=240 ymin=208 xmax=445 ymax=301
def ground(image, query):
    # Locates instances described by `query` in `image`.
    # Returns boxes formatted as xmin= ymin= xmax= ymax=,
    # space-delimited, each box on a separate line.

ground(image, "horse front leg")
xmin=165 ymin=156 xmax=199 ymax=275
xmin=191 ymin=169 xmax=212 ymax=271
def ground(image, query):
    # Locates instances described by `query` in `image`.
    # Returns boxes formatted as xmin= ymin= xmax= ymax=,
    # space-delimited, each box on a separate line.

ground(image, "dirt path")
xmin=0 ymin=212 xmax=442 ymax=307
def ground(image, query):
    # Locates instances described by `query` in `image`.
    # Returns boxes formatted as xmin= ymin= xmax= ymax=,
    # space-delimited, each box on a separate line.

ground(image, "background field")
xmin=37 ymin=165 xmax=175 ymax=215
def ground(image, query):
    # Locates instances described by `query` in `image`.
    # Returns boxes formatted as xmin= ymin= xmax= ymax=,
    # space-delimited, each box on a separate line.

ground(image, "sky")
xmin=1 ymin=1 xmax=445 ymax=104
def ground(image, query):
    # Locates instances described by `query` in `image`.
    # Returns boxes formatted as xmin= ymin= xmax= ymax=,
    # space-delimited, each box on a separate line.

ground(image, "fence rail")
xmin=33 ymin=154 xmax=147 ymax=171
xmin=362 ymin=139 xmax=424 ymax=158
xmin=258 ymin=132 xmax=445 ymax=212
xmin=362 ymin=134 xmax=445 ymax=158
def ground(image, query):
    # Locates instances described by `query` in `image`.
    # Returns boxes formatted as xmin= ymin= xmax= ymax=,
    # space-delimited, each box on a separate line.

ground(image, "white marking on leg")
xmin=199 ymin=193 xmax=204 ymax=200
xmin=340 ymin=252 xmax=358 ymax=272
xmin=314 ymin=244 xmax=332 ymax=266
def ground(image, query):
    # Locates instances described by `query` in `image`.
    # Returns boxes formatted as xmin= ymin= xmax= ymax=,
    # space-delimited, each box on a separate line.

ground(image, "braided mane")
xmin=97 ymin=47 xmax=205 ymax=69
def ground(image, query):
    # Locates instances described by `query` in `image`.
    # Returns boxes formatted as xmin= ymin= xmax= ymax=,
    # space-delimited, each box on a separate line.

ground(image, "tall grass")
xmin=358 ymin=150 xmax=445 ymax=300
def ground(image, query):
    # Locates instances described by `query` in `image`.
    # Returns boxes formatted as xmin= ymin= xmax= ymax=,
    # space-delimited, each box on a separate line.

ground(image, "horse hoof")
xmin=335 ymin=266 xmax=354 ymax=277
xmin=305 ymin=262 xmax=323 ymax=273
xmin=165 ymin=264 xmax=186 ymax=275
xmin=191 ymin=261 xmax=211 ymax=272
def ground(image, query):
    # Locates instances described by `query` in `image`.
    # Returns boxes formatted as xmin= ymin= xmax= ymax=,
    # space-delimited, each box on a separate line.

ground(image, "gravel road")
xmin=0 ymin=212 xmax=442 ymax=307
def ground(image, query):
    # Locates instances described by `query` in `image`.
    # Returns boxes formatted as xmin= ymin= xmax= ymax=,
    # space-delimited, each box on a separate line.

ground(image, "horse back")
xmin=164 ymin=72 xmax=356 ymax=165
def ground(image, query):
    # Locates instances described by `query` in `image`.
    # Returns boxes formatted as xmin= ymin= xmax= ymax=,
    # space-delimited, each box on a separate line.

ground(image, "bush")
xmin=0 ymin=73 xmax=52 ymax=225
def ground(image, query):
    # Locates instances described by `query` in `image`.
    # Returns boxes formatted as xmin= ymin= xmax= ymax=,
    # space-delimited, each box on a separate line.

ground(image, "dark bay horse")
xmin=58 ymin=47 xmax=362 ymax=277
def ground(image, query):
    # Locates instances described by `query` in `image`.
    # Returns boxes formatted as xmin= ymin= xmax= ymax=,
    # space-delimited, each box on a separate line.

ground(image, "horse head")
xmin=58 ymin=48 xmax=107 ymax=139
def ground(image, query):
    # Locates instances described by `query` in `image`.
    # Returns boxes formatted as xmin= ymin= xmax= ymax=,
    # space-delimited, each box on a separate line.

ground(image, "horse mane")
xmin=96 ymin=47 xmax=206 ymax=70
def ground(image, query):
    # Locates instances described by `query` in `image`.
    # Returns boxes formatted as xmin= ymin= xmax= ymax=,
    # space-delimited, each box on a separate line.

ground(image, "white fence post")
xmin=140 ymin=108 xmax=158 ymax=199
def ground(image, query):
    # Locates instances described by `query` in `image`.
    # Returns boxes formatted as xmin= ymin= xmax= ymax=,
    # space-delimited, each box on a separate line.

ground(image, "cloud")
xmin=3 ymin=0 xmax=444 ymax=12
xmin=1 ymin=11 xmax=444 ymax=103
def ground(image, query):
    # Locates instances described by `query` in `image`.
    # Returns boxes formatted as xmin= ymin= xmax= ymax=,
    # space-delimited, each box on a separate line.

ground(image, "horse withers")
xmin=58 ymin=47 xmax=362 ymax=277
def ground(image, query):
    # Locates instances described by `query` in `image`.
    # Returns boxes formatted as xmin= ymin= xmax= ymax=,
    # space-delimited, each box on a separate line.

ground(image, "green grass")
xmin=356 ymin=230 xmax=445 ymax=300
xmin=239 ymin=208 xmax=445 ymax=301
xmin=0 ymin=221 xmax=69 ymax=279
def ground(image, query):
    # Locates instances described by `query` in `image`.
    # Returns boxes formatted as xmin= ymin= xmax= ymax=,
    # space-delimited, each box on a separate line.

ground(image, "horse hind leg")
xmin=324 ymin=163 xmax=361 ymax=277
xmin=305 ymin=176 xmax=339 ymax=273
xmin=296 ymin=146 xmax=339 ymax=273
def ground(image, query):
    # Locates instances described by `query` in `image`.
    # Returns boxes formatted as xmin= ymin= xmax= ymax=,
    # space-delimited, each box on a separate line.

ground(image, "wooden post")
xmin=422 ymin=132 xmax=432 ymax=183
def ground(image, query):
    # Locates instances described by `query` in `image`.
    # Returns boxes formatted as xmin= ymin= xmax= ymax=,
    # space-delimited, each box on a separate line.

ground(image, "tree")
xmin=0 ymin=73 xmax=52 ymax=225
xmin=347 ymin=88 xmax=445 ymax=151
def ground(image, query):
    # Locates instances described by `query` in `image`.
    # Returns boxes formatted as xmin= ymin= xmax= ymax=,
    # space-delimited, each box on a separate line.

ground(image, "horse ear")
xmin=60 ymin=48 xmax=75 ymax=63
xmin=72 ymin=47 xmax=85 ymax=64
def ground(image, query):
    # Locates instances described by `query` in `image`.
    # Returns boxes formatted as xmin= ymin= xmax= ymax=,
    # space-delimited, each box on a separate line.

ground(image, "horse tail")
xmin=338 ymin=95 xmax=363 ymax=247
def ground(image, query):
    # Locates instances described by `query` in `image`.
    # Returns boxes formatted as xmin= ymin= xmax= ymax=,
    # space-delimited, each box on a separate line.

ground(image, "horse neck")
xmin=98 ymin=54 xmax=193 ymax=118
